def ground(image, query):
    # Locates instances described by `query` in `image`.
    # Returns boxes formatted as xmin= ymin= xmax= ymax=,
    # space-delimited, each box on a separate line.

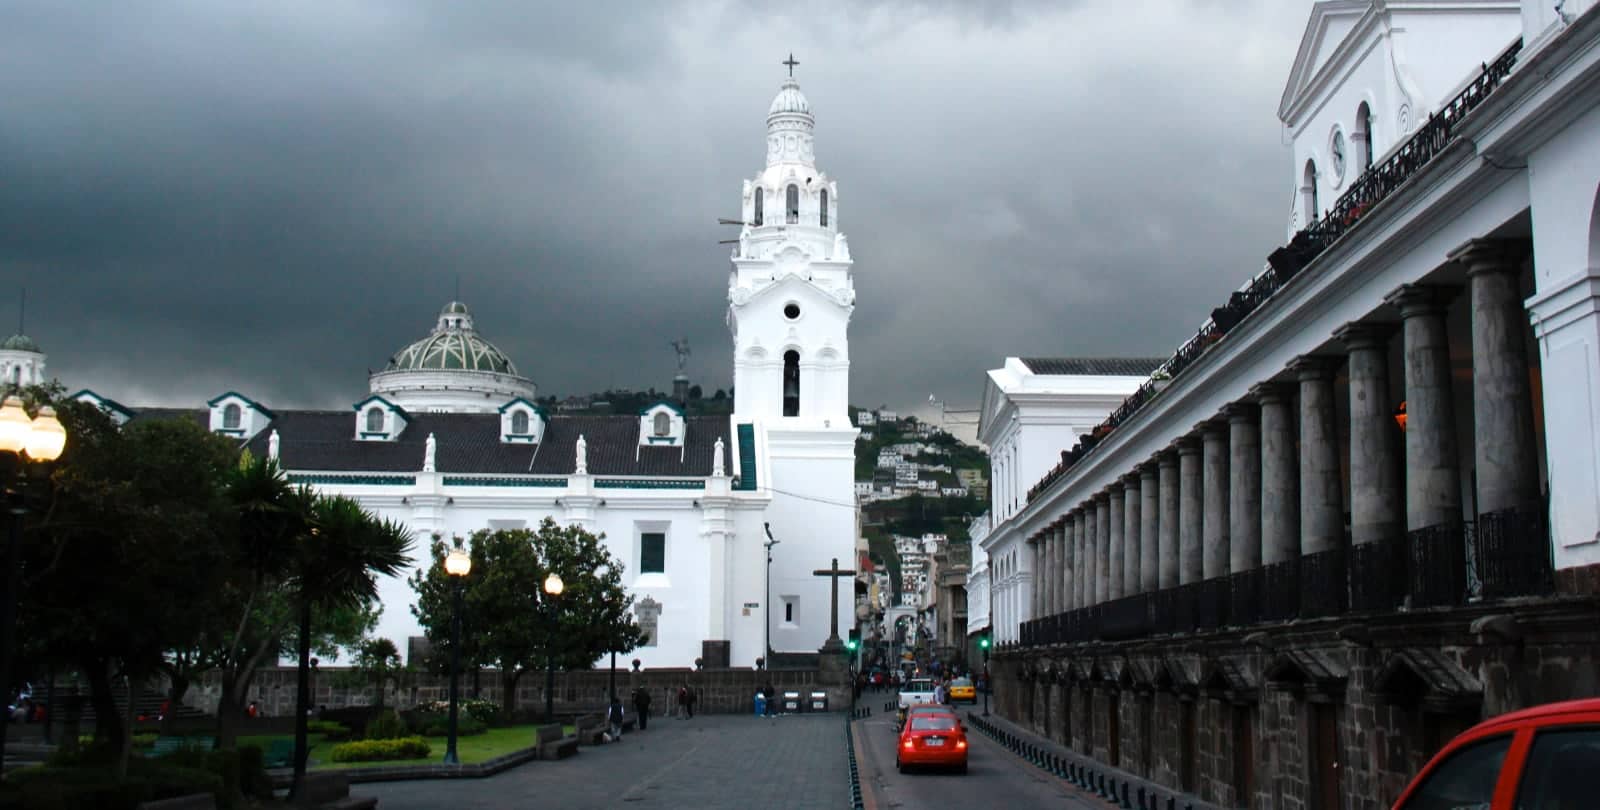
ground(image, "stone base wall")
xmin=992 ymin=596 xmax=1600 ymax=810
xmin=186 ymin=665 xmax=846 ymax=719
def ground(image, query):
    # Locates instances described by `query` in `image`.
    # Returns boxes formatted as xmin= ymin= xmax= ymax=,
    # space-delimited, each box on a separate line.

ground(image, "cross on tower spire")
xmin=782 ymin=53 xmax=799 ymax=77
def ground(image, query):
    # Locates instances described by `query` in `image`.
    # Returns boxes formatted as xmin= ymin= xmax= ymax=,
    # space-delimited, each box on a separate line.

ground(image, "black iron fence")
xmin=1016 ymin=506 xmax=1554 ymax=648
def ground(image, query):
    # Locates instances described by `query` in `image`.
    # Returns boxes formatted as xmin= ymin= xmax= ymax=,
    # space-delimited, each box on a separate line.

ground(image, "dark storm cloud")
xmin=0 ymin=0 xmax=1314 ymax=421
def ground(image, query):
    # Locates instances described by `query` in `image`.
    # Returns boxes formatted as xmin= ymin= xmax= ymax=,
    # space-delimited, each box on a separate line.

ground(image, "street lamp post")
xmin=979 ymin=636 xmax=991 ymax=716
xmin=443 ymin=540 xmax=472 ymax=765
xmin=543 ymin=572 xmax=564 ymax=724
xmin=0 ymin=396 xmax=67 ymax=778
xmin=762 ymin=523 xmax=779 ymax=667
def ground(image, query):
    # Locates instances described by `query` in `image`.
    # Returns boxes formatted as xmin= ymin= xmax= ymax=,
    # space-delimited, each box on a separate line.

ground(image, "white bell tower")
xmin=728 ymin=60 xmax=860 ymax=656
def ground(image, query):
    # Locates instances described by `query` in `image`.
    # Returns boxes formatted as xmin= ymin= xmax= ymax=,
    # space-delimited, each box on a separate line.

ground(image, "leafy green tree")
xmin=411 ymin=520 xmax=641 ymax=718
xmin=349 ymin=637 xmax=404 ymax=711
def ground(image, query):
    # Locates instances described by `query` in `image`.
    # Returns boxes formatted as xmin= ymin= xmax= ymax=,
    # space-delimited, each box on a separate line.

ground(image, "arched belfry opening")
xmin=820 ymin=189 xmax=829 ymax=227
xmin=1355 ymin=102 xmax=1374 ymax=172
xmin=786 ymin=185 xmax=800 ymax=224
xmin=754 ymin=189 xmax=764 ymax=226
xmin=782 ymin=350 xmax=800 ymax=416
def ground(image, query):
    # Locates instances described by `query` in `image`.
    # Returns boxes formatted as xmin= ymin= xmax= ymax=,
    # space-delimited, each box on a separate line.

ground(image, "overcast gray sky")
xmin=1 ymin=0 xmax=1315 ymax=421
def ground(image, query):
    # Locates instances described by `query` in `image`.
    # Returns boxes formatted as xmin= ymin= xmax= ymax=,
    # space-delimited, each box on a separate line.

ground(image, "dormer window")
xmin=352 ymin=394 xmax=407 ymax=441
xmin=498 ymin=397 xmax=545 ymax=443
xmin=786 ymin=185 xmax=799 ymax=224
xmin=208 ymin=392 xmax=274 ymax=438
xmin=820 ymin=189 xmax=829 ymax=227
xmin=639 ymin=402 xmax=685 ymax=446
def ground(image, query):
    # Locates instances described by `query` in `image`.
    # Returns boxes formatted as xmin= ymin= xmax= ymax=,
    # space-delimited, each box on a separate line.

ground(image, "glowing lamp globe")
xmin=0 ymin=397 xmax=30 ymax=454
xmin=444 ymin=546 xmax=472 ymax=578
xmin=25 ymin=406 xmax=66 ymax=461
xmin=544 ymin=573 xmax=564 ymax=596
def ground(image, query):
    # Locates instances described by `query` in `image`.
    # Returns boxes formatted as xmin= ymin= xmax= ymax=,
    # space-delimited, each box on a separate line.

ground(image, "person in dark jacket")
xmin=633 ymin=686 xmax=651 ymax=730
xmin=607 ymin=694 xmax=625 ymax=741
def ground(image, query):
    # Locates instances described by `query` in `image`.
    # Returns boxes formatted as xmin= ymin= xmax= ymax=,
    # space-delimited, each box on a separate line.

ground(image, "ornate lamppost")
xmin=542 ymin=572 xmax=563 ymax=724
xmin=442 ymin=539 xmax=472 ymax=764
xmin=0 ymin=396 xmax=67 ymax=777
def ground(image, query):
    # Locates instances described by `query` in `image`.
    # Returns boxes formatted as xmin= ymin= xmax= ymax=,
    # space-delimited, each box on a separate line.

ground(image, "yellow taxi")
xmin=947 ymin=676 xmax=976 ymax=703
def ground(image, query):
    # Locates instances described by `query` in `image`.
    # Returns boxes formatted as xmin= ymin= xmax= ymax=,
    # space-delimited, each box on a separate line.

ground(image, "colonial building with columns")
xmin=985 ymin=3 xmax=1600 ymax=809
xmin=64 ymin=70 xmax=860 ymax=672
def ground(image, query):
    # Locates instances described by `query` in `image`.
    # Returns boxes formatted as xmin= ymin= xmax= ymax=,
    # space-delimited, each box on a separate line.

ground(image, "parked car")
xmin=897 ymin=711 xmax=968 ymax=774
xmin=947 ymin=677 xmax=976 ymax=703
xmin=1390 ymin=697 xmax=1600 ymax=810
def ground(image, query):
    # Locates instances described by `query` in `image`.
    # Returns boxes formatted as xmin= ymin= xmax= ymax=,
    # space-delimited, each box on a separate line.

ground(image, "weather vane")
xmin=783 ymin=53 xmax=799 ymax=77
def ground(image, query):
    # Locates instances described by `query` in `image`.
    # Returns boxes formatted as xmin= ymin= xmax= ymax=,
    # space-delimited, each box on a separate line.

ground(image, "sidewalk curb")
xmin=847 ymin=719 xmax=881 ymax=810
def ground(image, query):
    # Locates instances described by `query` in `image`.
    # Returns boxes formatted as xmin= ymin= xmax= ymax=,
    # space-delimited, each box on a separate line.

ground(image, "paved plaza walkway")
xmin=360 ymin=712 xmax=851 ymax=810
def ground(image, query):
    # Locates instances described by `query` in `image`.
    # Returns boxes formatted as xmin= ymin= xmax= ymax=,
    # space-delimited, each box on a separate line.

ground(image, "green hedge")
xmin=365 ymin=708 xmax=406 ymax=740
xmin=420 ymin=715 xmax=487 ymax=737
xmin=306 ymin=719 xmax=352 ymax=740
xmin=329 ymin=736 xmax=431 ymax=763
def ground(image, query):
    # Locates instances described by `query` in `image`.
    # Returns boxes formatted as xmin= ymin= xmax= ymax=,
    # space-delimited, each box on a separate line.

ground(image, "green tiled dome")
xmin=385 ymin=302 xmax=519 ymax=375
xmin=1 ymin=334 xmax=40 ymax=353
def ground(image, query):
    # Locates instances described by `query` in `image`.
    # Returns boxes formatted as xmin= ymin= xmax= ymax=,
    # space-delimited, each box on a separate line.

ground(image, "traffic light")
xmin=978 ymin=635 xmax=991 ymax=651
xmin=846 ymin=629 xmax=860 ymax=651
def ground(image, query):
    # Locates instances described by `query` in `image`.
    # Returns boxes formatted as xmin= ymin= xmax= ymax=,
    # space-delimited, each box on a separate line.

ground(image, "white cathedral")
xmin=25 ymin=71 xmax=860 ymax=670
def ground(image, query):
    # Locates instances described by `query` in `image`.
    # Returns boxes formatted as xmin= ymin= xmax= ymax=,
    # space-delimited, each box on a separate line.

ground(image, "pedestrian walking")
xmin=685 ymin=684 xmax=697 ymax=718
xmin=607 ymin=694 xmax=625 ymax=741
xmin=762 ymin=682 xmax=775 ymax=717
xmin=633 ymin=685 xmax=651 ymax=730
xmin=677 ymin=685 xmax=689 ymax=719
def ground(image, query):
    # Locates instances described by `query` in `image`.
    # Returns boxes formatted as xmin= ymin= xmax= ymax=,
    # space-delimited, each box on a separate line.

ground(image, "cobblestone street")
xmin=360 ymin=713 xmax=851 ymax=810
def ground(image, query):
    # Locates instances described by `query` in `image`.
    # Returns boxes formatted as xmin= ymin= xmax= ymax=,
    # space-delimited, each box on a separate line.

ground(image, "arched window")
xmin=511 ymin=410 xmax=530 ymax=434
xmin=1355 ymin=102 xmax=1374 ymax=172
xmin=786 ymin=185 xmax=799 ymax=224
xmin=1302 ymin=159 xmax=1320 ymax=223
xmin=782 ymin=350 xmax=800 ymax=417
xmin=754 ymin=189 xmax=764 ymax=226
xmin=653 ymin=411 xmax=671 ymax=436
xmin=366 ymin=407 xmax=384 ymax=433
xmin=223 ymin=403 xmax=242 ymax=429
xmin=820 ymin=189 xmax=829 ymax=227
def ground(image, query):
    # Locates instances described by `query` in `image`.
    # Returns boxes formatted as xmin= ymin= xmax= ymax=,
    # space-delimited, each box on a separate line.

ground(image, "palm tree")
xmin=288 ymin=495 xmax=412 ymax=798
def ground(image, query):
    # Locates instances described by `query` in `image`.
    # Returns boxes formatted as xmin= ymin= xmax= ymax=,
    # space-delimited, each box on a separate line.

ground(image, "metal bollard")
xmin=1121 ymin=782 xmax=1132 ymax=809
xmin=1136 ymin=787 xmax=1146 ymax=809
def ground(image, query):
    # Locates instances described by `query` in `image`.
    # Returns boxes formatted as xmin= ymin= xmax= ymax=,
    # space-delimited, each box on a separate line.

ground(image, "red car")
xmin=897 ymin=711 xmax=968 ymax=774
xmin=1391 ymin=697 xmax=1600 ymax=810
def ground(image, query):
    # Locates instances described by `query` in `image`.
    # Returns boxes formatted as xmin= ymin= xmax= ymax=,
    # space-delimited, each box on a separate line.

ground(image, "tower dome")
xmin=768 ymin=78 xmax=811 ymax=118
xmin=0 ymin=332 xmax=45 ymax=389
xmin=368 ymin=301 xmax=535 ymax=413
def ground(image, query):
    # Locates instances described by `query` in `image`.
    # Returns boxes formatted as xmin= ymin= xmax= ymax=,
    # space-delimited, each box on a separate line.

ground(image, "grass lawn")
xmin=241 ymin=725 xmax=570 ymax=769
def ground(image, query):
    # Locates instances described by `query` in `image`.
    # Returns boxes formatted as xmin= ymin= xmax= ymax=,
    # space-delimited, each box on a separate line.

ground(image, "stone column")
xmin=1454 ymin=239 xmax=1541 ymax=514
xmin=1178 ymin=437 xmax=1204 ymax=584
xmin=1226 ymin=403 xmax=1263 ymax=571
xmin=1158 ymin=451 xmax=1181 ymax=588
xmin=1096 ymin=494 xmax=1112 ymax=603
xmin=1045 ymin=527 xmax=1059 ymax=616
xmin=1139 ymin=463 xmax=1160 ymax=592
xmin=1252 ymin=383 xmax=1300 ymax=565
xmin=1385 ymin=285 xmax=1464 ymax=529
xmin=1053 ymin=523 xmax=1066 ymax=614
xmin=1335 ymin=322 xmax=1403 ymax=545
xmin=1062 ymin=515 xmax=1076 ymax=612
xmin=1108 ymin=488 xmax=1126 ymax=600
xmin=1123 ymin=474 xmax=1142 ymax=595
xmin=1291 ymin=356 xmax=1344 ymax=554
xmin=1200 ymin=419 xmax=1231 ymax=580
xmin=1073 ymin=509 xmax=1087 ymax=610
xmin=1031 ymin=535 xmax=1044 ymax=620
xmin=1085 ymin=502 xmax=1100 ymax=606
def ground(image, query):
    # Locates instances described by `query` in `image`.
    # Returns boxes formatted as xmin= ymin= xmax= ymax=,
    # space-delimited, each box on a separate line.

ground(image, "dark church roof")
xmin=1019 ymin=357 xmax=1166 ymax=377
xmin=130 ymin=407 xmax=731 ymax=478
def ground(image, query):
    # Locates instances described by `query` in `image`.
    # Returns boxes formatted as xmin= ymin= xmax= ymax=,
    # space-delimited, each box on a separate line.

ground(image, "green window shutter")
xmin=641 ymin=533 xmax=666 ymax=574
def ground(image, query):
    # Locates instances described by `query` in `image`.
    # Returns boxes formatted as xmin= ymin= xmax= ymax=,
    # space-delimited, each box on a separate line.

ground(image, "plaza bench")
xmin=150 ymin=736 xmax=216 ymax=757
xmin=136 ymin=795 xmax=217 ymax=810
xmin=535 ymin=723 xmax=578 ymax=760
xmin=574 ymin=714 xmax=608 ymax=745
xmin=294 ymin=772 xmax=377 ymax=810
xmin=263 ymin=739 xmax=294 ymax=769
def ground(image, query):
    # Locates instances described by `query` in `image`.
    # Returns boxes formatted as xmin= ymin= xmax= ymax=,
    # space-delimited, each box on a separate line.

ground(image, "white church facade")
xmin=49 ymin=71 xmax=860 ymax=670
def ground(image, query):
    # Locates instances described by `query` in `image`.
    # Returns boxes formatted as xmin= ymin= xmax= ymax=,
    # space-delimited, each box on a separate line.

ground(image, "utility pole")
xmin=763 ymin=523 xmax=780 ymax=668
